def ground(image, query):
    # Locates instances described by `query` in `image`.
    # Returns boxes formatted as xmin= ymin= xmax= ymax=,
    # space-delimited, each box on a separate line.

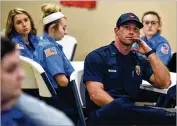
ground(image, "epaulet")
xmin=94 ymin=44 xmax=109 ymax=53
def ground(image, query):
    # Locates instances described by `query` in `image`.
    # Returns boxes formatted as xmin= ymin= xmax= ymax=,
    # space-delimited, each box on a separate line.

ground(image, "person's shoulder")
xmin=35 ymin=36 xmax=41 ymax=42
xmin=16 ymin=93 xmax=74 ymax=126
xmin=156 ymin=34 xmax=169 ymax=44
xmin=87 ymin=45 xmax=109 ymax=56
xmin=141 ymin=35 xmax=146 ymax=40
xmin=11 ymin=37 xmax=21 ymax=44
xmin=85 ymin=44 xmax=110 ymax=60
xmin=38 ymin=39 xmax=56 ymax=49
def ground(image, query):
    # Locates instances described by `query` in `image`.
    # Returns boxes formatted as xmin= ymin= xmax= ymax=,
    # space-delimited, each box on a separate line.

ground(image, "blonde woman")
xmin=5 ymin=8 xmax=39 ymax=60
xmin=34 ymin=3 xmax=79 ymax=124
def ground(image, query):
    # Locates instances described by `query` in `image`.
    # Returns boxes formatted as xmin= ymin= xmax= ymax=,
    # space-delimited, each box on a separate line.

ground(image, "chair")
xmin=56 ymin=35 xmax=77 ymax=61
xmin=70 ymin=69 xmax=86 ymax=126
xmin=167 ymin=52 xmax=176 ymax=72
xmin=20 ymin=56 xmax=58 ymax=100
xmin=71 ymin=61 xmax=84 ymax=71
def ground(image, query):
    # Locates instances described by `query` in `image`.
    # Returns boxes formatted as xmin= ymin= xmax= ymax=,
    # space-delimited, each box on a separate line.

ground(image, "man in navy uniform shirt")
xmin=83 ymin=12 xmax=176 ymax=125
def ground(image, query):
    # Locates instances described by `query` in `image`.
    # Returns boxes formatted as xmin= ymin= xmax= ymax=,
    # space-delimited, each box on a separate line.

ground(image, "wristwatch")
xmin=145 ymin=49 xmax=156 ymax=57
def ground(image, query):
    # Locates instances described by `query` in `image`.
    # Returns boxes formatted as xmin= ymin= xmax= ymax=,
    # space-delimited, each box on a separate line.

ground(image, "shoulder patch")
xmin=44 ymin=47 xmax=57 ymax=57
xmin=161 ymin=43 xmax=169 ymax=54
xmin=16 ymin=44 xmax=24 ymax=50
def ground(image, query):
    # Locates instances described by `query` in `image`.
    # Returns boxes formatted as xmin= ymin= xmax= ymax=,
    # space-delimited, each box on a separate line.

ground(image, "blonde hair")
xmin=5 ymin=8 xmax=37 ymax=39
xmin=41 ymin=3 xmax=62 ymax=18
xmin=41 ymin=3 xmax=63 ymax=33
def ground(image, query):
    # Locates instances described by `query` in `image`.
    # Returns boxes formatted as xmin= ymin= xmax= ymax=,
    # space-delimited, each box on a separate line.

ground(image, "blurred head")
xmin=1 ymin=37 xmax=25 ymax=110
xmin=114 ymin=13 xmax=142 ymax=46
xmin=41 ymin=3 xmax=68 ymax=41
xmin=5 ymin=8 xmax=37 ymax=39
xmin=142 ymin=11 xmax=161 ymax=36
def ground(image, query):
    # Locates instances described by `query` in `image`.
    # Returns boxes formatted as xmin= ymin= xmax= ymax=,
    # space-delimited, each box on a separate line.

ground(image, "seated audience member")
xmin=34 ymin=3 xmax=79 ymax=124
xmin=5 ymin=8 xmax=39 ymax=60
xmin=1 ymin=37 xmax=74 ymax=126
xmin=133 ymin=11 xmax=172 ymax=65
xmin=83 ymin=12 xmax=176 ymax=125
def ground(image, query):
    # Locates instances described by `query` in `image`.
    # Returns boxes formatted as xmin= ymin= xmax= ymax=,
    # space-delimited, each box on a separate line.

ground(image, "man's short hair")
xmin=1 ymin=37 xmax=16 ymax=59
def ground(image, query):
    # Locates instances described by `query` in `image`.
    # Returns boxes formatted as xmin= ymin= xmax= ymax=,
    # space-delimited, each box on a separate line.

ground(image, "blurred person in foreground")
xmin=1 ymin=37 xmax=74 ymax=126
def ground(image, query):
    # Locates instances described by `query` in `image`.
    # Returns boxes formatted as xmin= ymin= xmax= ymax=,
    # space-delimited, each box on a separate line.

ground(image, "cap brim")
xmin=120 ymin=19 xmax=143 ymax=29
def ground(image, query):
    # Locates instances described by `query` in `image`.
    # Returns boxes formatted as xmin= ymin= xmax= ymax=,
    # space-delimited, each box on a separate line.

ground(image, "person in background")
xmin=1 ymin=37 xmax=74 ymax=126
xmin=83 ymin=12 xmax=175 ymax=125
xmin=5 ymin=8 xmax=39 ymax=60
xmin=34 ymin=3 xmax=79 ymax=124
xmin=133 ymin=11 xmax=172 ymax=65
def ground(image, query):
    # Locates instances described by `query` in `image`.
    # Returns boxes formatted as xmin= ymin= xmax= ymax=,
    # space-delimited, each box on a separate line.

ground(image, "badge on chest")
xmin=135 ymin=65 xmax=141 ymax=75
xmin=132 ymin=65 xmax=141 ymax=78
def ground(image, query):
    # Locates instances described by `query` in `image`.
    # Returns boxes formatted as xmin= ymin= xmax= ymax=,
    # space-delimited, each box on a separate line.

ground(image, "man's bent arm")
xmin=86 ymin=81 xmax=114 ymax=107
xmin=148 ymin=53 xmax=171 ymax=88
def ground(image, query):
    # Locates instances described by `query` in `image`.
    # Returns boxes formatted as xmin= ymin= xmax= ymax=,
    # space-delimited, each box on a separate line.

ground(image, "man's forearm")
xmin=90 ymin=89 xmax=114 ymax=107
xmin=148 ymin=53 xmax=171 ymax=88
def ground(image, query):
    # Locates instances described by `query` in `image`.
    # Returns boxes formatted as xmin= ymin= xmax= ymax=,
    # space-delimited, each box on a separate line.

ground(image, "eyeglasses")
xmin=121 ymin=25 xmax=140 ymax=33
xmin=143 ymin=20 xmax=159 ymax=25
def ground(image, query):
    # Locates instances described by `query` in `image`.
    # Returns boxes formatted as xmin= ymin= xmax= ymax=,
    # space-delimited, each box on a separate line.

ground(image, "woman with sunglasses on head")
xmin=34 ymin=3 xmax=79 ymax=125
xmin=5 ymin=8 xmax=39 ymax=60
xmin=133 ymin=11 xmax=172 ymax=66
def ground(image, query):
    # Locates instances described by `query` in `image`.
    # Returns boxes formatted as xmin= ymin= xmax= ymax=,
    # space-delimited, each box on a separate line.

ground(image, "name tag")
xmin=108 ymin=69 xmax=117 ymax=72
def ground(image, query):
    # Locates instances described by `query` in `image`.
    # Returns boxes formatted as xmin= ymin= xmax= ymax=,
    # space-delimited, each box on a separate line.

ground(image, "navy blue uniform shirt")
xmin=11 ymin=32 xmax=39 ymax=60
xmin=133 ymin=33 xmax=171 ymax=65
xmin=34 ymin=33 xmax=77 ymax=114
xmin=1 ymin=107 xmax=34 ymax=126
xmin=83 ymin=42 xmax=153 ymax=114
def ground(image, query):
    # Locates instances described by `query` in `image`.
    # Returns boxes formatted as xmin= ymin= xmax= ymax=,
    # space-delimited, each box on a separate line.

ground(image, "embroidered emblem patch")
xmin=44 ymin=47 xmax=57 ymax=57
xmin=16 ymin=44 xmax=24 ymax=50
xmin=161 ymin=43 xmax=169 ymax=54
xmin=135 ymin=65 xmax=141 ymax=75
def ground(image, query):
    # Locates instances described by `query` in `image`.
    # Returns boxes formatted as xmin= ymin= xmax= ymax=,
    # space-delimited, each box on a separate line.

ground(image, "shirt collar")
xmin=11 ymin=32 xmax=23 ymax=42
xmin=109 ymin=41 xmax=119 ymax=57
xmin=143 ymin=32 xmax=160 ymax=42
xmin=11 ymin=32 xmax=38 ymax=44
xmin=109 ymin=41 xmax=132 ymax=57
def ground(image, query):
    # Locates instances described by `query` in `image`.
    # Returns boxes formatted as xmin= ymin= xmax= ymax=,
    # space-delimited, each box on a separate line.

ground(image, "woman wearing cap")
xmin=34 ymin=3 xmax=79 ymax=124
xmin=133 ymin=11 xmax=172 ymax=65
xmin=5 ymin=8 xmax=39 ymax=60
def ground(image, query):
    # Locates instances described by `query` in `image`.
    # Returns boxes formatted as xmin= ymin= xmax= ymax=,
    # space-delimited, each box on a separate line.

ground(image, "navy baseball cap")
xmin=116 ymin=12 xmax=143 ymax=29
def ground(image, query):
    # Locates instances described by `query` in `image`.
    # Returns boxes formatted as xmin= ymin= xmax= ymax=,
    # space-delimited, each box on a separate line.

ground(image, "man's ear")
xmin=114 ymin=27 xmax=119 ymax=36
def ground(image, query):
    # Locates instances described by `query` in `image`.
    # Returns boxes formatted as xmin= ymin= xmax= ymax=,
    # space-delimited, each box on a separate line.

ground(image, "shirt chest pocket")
xmin=107 ymin=64 xmax=121 ymax=79
xmin=131 ymin=68 xmax=143 ymax=86
xmin=108 ymin=69 xmax=118 ymax=79
xmin=105 ymin=66 xmax=123 ymax=90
